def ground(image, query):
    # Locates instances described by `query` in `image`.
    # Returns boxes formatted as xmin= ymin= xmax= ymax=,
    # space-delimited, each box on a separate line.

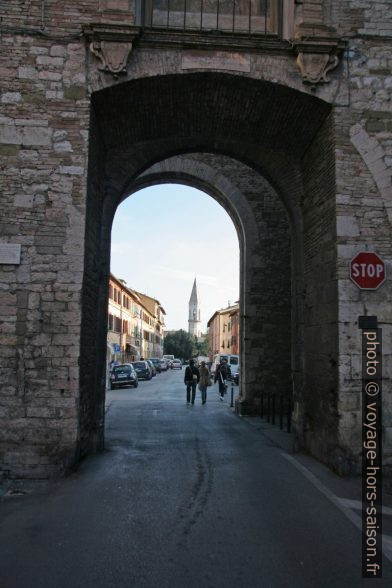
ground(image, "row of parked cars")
xmin=109 ymin=357 xmax=182 ymax=389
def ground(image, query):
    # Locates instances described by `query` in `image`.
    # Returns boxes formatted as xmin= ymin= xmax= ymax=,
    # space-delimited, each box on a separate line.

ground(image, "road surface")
xmin=0 ymin=368 xmax=391 ymax=587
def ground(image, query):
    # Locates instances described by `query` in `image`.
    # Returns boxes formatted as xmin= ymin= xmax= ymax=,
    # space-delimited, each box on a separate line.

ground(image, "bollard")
xmin=230 ymin=382 xmax=234 ymax=407
xmin=272 ymin=395 xmax=275 ymax=425
xmin=260 ymin=392 xmax=264 ymax=419
xmin=279 ymin=394 xmax=283 ymax=430
xmin=287 ymin=396 xmax=292 ymax=433
xmin=267 ymin=393 xmax=270 ymax=423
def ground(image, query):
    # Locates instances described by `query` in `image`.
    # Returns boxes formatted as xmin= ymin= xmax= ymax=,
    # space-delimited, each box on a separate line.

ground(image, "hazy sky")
xmin=110 ymin=184 xmax=239 ymax=332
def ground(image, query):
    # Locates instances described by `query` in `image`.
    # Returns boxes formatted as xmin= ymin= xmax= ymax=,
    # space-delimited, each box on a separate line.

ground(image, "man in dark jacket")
xmin=184 ymin=359 xmax=200 ymax=405
xmin=215 ymin=359 xmax=231 ymax=400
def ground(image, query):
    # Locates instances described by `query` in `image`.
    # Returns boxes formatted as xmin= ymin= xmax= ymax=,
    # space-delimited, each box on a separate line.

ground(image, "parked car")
xmin=160 ymin=359 xmax=168 ymax=371
xmin=163 ymin=354 xmax=174 ymax=368
xmin=171 ymin=358 xmax=182 ymax=369
xmin=110 ymin=364 xmax=138 ymax=389
xmin=149 ymin=358 xmax=162 ymax=373
xmin=132 ymin=360 xmax=152 ymax=380
xmin=146 ymin=359 xmax=157 ymax=377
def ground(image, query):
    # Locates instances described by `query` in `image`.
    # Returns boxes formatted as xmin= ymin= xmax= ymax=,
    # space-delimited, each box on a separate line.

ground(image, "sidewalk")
xmin=224 ymin=390 xmax=392 ymax=565
xmin=239 ymin=413 xmax=296 ymax=455
xmin=227 ymin=398 xmax=392 ymax=503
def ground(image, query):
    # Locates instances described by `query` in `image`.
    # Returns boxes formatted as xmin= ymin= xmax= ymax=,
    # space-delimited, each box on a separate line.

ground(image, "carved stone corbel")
xmin=292 ymin=35 xmax=345 ymax=87
xmin=89 ymin=40 xmax=133 ymax=75
xmin=83 ymin=24 xmax=141 ymax=77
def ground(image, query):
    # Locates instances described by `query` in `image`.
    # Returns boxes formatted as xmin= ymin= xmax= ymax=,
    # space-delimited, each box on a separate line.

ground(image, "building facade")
xmin=1 ymin=1 xmax=392 ymax=480
xmin=133 ymin=290 xmax=166 ymax=358
xmin=108 ymin=274 xmax=166 ymax=363
xmin=229 ymin=307 xmax=240 ymax=355
xmin=207 ymin=303 xmax=240 ymax=357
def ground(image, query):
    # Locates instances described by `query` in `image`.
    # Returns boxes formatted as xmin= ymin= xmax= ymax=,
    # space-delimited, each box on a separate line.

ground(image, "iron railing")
xmin=260 ymin=391 xmax=292 ymax=433
xmin=142 ymin=0 xmax=282 ymax=36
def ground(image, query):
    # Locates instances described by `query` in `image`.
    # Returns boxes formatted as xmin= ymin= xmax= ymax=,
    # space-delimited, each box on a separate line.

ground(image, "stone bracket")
xmin=292 ymin=36 xmax=346 ymax=86
xmin=83 ymin=24 xmax=141 ymax=77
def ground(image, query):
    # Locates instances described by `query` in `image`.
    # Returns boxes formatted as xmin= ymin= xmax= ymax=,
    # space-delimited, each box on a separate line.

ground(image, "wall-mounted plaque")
xmin=0 ymin=244 xmax=21 ymax=264
xmin=182 ymin=51 xmax=251 ymax=73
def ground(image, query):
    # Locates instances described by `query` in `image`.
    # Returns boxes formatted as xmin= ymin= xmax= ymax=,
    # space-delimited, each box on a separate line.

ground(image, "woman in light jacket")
xmin=198 ymin=361 xmax=210 ymax=405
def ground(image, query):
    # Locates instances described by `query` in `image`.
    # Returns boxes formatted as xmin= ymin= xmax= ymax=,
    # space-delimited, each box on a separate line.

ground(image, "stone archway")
xmin=80 ymin=71 xmax=338 ymax=470
xmin=2 ymin=0 xmax=391 ymax=485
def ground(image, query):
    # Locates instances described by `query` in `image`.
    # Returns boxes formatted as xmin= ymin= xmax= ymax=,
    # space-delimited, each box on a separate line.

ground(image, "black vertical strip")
xmin=361 ymin=321 xmax=382 ymax=578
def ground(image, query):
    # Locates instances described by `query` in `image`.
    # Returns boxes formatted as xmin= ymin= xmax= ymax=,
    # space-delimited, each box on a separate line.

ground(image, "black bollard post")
xmin=230 ymin=382 xmax=234 ymax=407
xmin=287 ymin=396 xmax=292 ymax=433
xmin=279 ymin=394 xmax=283 ymax=430
xmin=260 ymin=392 xmax=264 ymax=419
xmin=272 ymin=395 xmax=275 ymax=425
xmin=267 ymin=393 xmax=270 ymax=423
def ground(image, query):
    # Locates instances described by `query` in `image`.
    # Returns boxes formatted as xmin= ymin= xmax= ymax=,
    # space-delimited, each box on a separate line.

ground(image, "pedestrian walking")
xmin=198 ymin=360 xmax=210 ymax=405
xmin=184 ymin=359 xmax=200 ymax=405
xmin=215 ymin=359 xmax=231 ymax=400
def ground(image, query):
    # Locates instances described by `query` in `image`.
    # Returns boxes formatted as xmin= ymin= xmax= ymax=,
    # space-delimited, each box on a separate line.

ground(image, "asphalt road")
xmin=0 ymin=368 xmax=391 ymax=588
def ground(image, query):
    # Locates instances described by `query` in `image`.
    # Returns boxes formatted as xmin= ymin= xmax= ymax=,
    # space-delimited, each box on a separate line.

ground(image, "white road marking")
xmin=338 ymin=498 xmax=392 ymax=516
xmin=282 ymin=453 xmax=392 ymax=563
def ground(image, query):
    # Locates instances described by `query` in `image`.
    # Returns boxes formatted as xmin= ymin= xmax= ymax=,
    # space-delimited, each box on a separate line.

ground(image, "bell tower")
xmin=188 ymin=278 xmax=201 ymax=339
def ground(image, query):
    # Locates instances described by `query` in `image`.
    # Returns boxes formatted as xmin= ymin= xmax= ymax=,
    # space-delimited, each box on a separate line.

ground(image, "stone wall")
xmin=0 ymin=16 xmax=91 ymax=477
xmin=1 ymin=0 xmax=391 ymax=479
xmin=334 ymin=31 xmax=392 ymax=473
xmin=301 ymin=112 xmax=340 ymax=467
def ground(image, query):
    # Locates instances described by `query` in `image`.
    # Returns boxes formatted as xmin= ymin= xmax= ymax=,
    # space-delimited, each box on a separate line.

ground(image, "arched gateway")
xmin=0 ymin=1 xmax=391 ymax=482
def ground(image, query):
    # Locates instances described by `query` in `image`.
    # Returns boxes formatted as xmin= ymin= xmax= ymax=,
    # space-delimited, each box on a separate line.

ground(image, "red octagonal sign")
xmin=350 ymin=252 xmax=386 ymax=290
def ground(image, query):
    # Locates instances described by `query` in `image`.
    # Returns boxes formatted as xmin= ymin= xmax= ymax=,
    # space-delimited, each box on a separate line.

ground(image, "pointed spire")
xmin=189 ymin=277 xmax=199 ymax=305
xmin=188 ymin=278 xmax=201 ymax=338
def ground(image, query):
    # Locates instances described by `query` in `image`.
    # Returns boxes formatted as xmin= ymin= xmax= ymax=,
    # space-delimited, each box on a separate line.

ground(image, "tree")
xmin=163 ymin=330 xmax=195 ymax=360
xmin=194 ymin=337 xmax=209 ymax=357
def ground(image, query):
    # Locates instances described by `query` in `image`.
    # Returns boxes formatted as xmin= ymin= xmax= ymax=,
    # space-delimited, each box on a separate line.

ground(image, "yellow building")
xmin=108 ymin=274 xmax=166 ymax=363
xmin=207 ymin=303 xmax=239 ymax=358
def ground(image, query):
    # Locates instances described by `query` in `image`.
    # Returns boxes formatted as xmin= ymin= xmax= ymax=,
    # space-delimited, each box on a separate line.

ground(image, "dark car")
xmin=132 ymin=361 xmax=152 ymax=380
xmin=146 ymin=359 xmax=157 ymax=377
xmin=110 ymin=364 xmax=138 ymax=389
xmin=149 ymin=358 xmax=162 ymax=373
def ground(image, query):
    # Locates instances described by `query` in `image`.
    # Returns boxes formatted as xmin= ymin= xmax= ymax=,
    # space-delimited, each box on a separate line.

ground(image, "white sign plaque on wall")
xmin=0 ymin=244 xmax=21 ymax=265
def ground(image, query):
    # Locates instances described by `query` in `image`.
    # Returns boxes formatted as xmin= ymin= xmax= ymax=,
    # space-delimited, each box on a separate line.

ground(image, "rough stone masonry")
xmin=0 ymin=0 xmax=391 ymax=481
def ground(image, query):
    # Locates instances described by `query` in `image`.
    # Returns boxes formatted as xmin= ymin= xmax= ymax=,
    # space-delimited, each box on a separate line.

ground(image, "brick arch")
xmin=92 ymin=72 xmax=331 ymax=160
xmin=81 ymin=71 xmax=338 ymax=468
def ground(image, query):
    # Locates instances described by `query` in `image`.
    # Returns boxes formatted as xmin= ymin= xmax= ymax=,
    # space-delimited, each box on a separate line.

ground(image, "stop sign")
xmin=350 ymin=252 xmax=386 ymax=290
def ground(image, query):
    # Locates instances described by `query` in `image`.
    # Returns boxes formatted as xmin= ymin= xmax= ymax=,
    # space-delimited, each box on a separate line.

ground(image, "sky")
xmin=110 ymin=184 xmax=239 ymax=332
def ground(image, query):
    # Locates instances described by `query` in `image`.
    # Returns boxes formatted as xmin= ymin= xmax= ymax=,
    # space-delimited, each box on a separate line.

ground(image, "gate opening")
xmin=107 ymin=183 xmax=240 ymax=373
xmin=79 ymin=72 xmax=336 ymax=473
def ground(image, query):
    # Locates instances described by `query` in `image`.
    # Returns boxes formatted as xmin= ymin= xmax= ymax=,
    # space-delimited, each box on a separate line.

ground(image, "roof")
xmin=133 ymin=290 xmax=166 ymax=317
xmin=109 ymin=274 xmax=141 ymax=303
xmin=207 ymin=303 xmax=239 ymax=327
xmin=109 ymin=273 xmax=166 ymax=318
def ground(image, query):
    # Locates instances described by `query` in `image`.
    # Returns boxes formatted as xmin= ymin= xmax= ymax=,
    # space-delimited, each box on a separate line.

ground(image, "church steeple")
xmin=189 ymin=278 xmax=199 ymax=306
xmin=188 ymin=278 xmax=201 ymax=339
